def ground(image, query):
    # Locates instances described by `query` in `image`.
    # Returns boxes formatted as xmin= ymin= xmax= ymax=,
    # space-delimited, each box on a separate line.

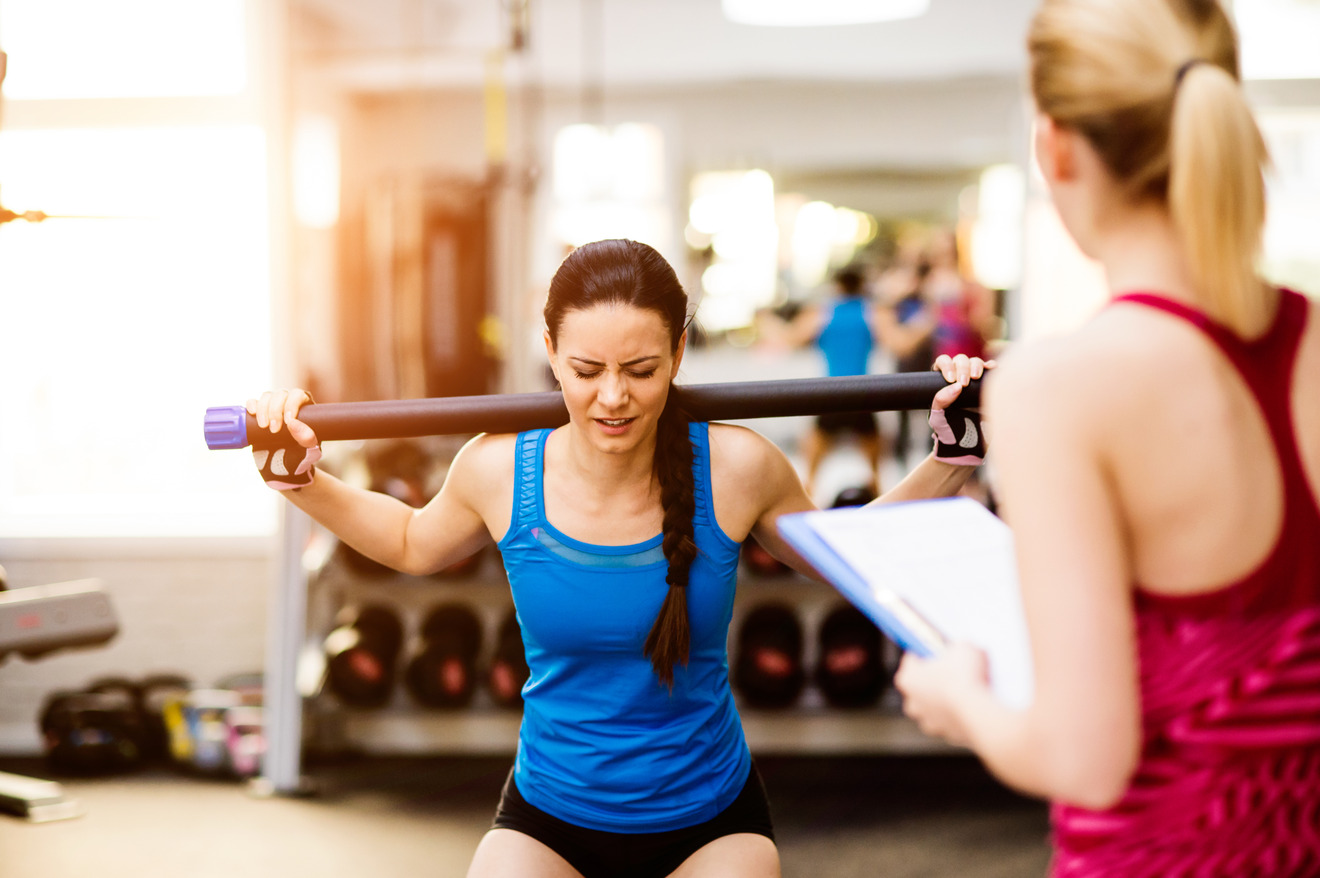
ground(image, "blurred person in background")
xmin=895 ymin=1 xmax=1320 ymax=876
xmin=874 ymin=230 xmax=936 ymax=466
xmin=921 ymin=227 xmax=999 ymax=363
xmin=762 ymin=265 xmax=885 ymax=497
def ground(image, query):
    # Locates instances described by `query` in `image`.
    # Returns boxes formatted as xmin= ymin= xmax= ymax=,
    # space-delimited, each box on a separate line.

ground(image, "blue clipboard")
xmin=776 ymin=512 xmax=943 ymax=658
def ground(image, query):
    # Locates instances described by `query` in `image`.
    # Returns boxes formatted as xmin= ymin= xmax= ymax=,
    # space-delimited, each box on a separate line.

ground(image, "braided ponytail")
xmin=544 ymin=238 xmax=697 ymax=688
xmin=644 ymin=391 xmax=697 ymax=689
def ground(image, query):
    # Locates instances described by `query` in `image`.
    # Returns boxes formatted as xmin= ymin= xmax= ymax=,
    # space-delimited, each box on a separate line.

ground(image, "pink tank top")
xmin=1050 ymin=289 xmax=1320 ymax=878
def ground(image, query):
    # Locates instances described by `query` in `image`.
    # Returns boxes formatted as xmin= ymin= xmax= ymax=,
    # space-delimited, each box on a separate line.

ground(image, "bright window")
xmin=0 ymin=0 xmax=246 ymax=99
xmin=0 ymin=0 xmax=276 ymax=538
xmin=1259 ymin=109 xmax=1320 ymax=296
xmin=0 ymin=127 xmax=276 ymax=537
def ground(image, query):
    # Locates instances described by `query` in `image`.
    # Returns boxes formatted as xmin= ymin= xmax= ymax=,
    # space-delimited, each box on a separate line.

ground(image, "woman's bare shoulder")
xmin=706 ymin=422 xmax=785 ymax=469
xmin=705 ymin=422 xmax=807 ymax=539
xmin=988 ymin=310 xmax=1191 ymax=452
xmin=993 ymin=313 xmax=1172 ymax=399
xmin=443 ymin=432 xmax=518 ymax=494
xmin=706 ymin=422 xmax=800 ymax=496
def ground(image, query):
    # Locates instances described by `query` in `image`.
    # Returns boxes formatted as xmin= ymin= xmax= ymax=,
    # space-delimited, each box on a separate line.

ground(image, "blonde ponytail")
xmin=1029 ymin=0 xmax=1274 ymax=337
xmin=1168 ymin=61 xmax=1271 ymax=336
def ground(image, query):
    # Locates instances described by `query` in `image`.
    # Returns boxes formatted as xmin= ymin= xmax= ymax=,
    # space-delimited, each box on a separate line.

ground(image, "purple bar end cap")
xmin=204 ymin=406 xmax=250 ymax=450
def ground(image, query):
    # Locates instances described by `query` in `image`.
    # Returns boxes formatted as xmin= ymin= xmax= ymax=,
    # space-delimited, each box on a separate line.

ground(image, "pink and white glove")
xmin=927 ymin=353 xmax=991 ymax=466
xmin=928 ymin=406 xmax=984 ymax=466
xmin=253 ymin=441 xmax=322 ymax=490
xmin=247 ymin=389 xmax=322 ymax=491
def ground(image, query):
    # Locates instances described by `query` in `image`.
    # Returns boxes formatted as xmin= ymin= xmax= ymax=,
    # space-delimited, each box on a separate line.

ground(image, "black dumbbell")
xmin=487 ymin=610 xmax=529 ymax=709
xmin=733 ymin=603 xmax=806 ymax=709
xmin=333 ymin=538 xmax=391 ymax=578
xmin=831 ymin=484 xmax=877 ymax=508
xmin=324 ymin=604 xmax=404 ymax=708
xmin=39 ymin=687 xmax=145 ymax=775
xmin=404 ymin=603 xmax=483 ymax=709
xmin=741 ymin=534 xmax=791 ymax=577
xmin=431 ymin=545 xmax=486 ymax=580
xmin=84 ymin=676 xmax=155 ymax=759
xmin=815 ymin=603 xmax=890 ymax=709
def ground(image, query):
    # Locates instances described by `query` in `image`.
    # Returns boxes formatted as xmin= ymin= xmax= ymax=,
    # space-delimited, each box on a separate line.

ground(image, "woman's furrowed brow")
xmin=568 ymin=355 xmax=662 ymax=367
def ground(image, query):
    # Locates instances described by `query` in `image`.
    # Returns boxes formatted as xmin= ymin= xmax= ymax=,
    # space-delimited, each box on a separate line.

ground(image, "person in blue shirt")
xmin=248 ymin=238 xmax=987 ymax=878
xmin=774 ymin=266 xmax=886 ymax=497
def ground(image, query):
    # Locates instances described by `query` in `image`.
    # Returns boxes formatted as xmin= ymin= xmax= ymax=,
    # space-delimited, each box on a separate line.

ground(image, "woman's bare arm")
xmin=250 ymin=389 xmax=505 ymax=576
xmin=895 ymin=343 xmax=1142 ymax=809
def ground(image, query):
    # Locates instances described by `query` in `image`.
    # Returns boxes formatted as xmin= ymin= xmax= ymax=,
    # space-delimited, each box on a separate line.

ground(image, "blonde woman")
xmin=896 ymin=1 xmax=1320 ymax=875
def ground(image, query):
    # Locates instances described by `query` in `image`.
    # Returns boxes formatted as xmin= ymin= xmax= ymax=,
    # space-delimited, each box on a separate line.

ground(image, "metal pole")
xmin=206 ymin=372 xmax=980 ymax=450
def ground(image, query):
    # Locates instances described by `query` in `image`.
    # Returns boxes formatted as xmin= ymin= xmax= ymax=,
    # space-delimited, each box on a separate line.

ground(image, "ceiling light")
xmin=721 ymin=0 xmax=930 ymax=27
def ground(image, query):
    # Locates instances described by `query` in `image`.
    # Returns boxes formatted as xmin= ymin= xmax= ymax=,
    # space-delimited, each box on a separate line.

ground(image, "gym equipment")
xmin=0 ymin=579 xmax=118 ymax=662
xmin=333 ymin=537 xmax=393 ymax=578
xmin=204 ymin=373 xmax=981 ymax=450
xmin=224 ymin=704 xmax=265 ymax=778
xmin=741 ymin=534 xmax=791 ymax=577
xmin=227 ymin=375 xmax=981 ymax=790
xmin=0 ymin=579 xmax=118 ymax=822
xmin=487 ymin=610 xmax=529 ymax=709
xmin=210 ymin=672 xmax=265 ymax=777
xmin=170 ymin=689 xmax=243 ymax=774
xmin=431 ymin=545 xmax=486 ymax=579
xmin=323 ymin=604 xmax=404 ymax=708
xmin=39 ymin=688 xmax=145 ymax=775
xmin=733 ymin=603 xmax=806 ymax=709
xmin=404 ymin=603 xmax=482 ymax=709
xmin=136 ymin=673 xmax=192 ymax=761
xmin=815 ymin=604 xmax=890 ymax=709
xmin=831 ymin=485 xmax=877 ymax=509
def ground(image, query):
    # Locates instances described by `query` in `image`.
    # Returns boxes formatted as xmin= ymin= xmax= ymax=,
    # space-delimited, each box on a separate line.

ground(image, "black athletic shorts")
xmin=491 ymin=764 xmax=776 ymax=878
xmin=815 ymin=410 xmax=879 ymax=437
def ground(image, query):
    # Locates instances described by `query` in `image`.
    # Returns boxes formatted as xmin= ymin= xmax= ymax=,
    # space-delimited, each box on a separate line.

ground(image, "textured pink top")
xmin=1050 ymin=290 xmax=1320 ymax=878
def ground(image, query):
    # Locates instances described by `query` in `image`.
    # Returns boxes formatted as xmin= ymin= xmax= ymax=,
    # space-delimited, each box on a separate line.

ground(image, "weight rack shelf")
xmin=297 ymin=550 xmax=959 ymax=761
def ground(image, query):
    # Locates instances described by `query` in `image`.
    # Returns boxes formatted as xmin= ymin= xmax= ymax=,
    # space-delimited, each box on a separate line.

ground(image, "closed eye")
xmin=572 ymin=369 xmax=657 ymax=380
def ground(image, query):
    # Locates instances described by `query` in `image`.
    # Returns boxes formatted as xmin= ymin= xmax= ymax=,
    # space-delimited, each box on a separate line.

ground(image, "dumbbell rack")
xmin=302 ymin=548 xmax=524 ymax=756
xmin=296 ymin=539 xmax=957 ymax=761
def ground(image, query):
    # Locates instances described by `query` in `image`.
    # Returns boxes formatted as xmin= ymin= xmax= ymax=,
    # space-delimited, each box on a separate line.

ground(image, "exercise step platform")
xmin=0 ymin=770 xmax=83 ymax=823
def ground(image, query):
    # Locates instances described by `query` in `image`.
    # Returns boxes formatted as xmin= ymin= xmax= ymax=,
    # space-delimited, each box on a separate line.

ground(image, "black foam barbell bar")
xmin=204 ymin=372 xmax=981 ymax=451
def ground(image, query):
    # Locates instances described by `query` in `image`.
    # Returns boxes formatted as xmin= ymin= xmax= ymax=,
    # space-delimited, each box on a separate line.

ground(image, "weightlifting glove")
xmin=253 ymin=438 xmax=322 ymax=490
xmin=929 ymin=406 xmax=985 ymax=466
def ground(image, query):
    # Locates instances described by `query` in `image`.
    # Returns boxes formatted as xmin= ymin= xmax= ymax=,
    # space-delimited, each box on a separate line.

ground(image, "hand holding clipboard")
xmin=777 ymin=497 xmax=1034 ymax=709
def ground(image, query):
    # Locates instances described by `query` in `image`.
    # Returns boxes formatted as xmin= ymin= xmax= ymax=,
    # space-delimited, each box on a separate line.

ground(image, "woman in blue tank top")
xmin=247 ymin=239 xmax=990 ymax=878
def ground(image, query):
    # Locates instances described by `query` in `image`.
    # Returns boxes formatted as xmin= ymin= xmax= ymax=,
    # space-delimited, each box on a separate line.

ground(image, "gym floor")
xmin=0 ymin=753 xmax=1051 ymax=878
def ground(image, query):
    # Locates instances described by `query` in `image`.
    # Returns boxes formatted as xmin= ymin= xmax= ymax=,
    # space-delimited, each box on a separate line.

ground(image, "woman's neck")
xmin=1093 ymin=201 xmax=1198 ymax=306
xmin=557 ymin=424 xmax=659 ymax=499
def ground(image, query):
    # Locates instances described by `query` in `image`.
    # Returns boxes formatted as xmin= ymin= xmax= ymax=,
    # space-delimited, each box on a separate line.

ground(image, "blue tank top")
xmin=497 ymin=422 xmax=749 ymax=832
xmin=816 ymin=296 xmax=873 ymax=376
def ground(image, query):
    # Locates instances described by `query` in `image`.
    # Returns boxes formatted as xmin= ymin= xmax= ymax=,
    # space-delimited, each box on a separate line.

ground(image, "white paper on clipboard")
xmin=778 ymin=496 xmax=1034 ymax=709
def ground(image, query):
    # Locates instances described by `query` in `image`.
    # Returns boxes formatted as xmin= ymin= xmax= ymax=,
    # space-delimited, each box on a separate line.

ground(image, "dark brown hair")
xmin=544 ymin=239 xmax=696 ymax=688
